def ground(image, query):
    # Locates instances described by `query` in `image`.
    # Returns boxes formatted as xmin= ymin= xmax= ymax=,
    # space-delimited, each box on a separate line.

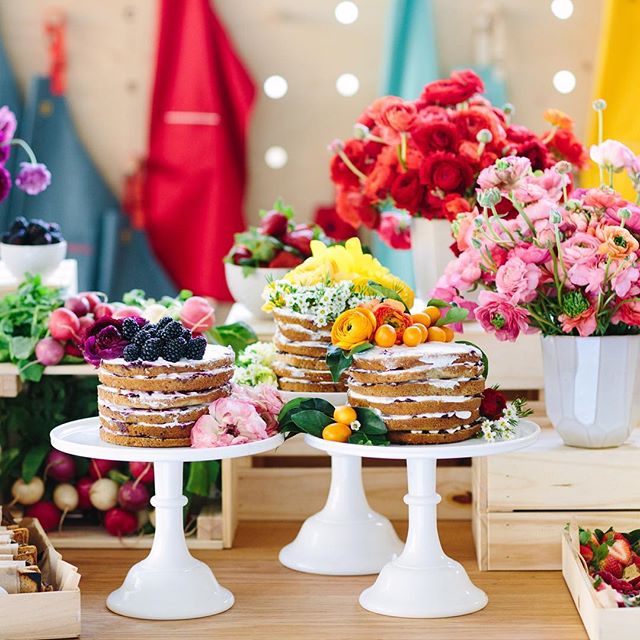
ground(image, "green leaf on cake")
xmin=208 ymin=321 xmax=257 ymax=357
xmin=364 ymin=281 xmax=409 ymax=310
xmin=21 ymin=443 xmax=49 ymax=483
xmin=354 ymin=407 xmax=387 ymax=435
xmin=436 ymin=306 xmax=469 ymax=326
xmin=291 ymin=410 xmax=334 ymax=437
xmin=426 ymin=298 xmax=449 ymax=308
xmin=350 ymin=342 xmax=374 ymax=355
xmin=326 ymin=344 xmax=352 ymax=382
xmin=455 ymin=340 xmax=489 ymax=379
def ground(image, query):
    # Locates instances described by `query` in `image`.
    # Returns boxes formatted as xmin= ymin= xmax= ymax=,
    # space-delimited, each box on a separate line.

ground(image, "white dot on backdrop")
xmin=553 ymin=70 xmax=576 ymax=94
xmin=264 ymin=146 xmax=288 ymax=169
xmin=336 ymin=73 xmax=359 ymax=97
xmin=550 ymin=0 xmax=574 ymax=19
xmin=335 ymin=1 xmax=359 ymax=24
xmin=263 ymin=75 xmax=288 ymax=99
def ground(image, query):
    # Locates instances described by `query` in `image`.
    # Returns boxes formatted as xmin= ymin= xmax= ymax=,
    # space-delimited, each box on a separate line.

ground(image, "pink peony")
xmin=561 ymin=232 xmax=601 ymax=266
xmin=475 ymin=290 xmax=532 ymax=341
xmin=231 ymin=383 xmax=283 ymax=435
xmin=510 ymin=243 xmax=550 ymax=265
xmin=438 ymin=248 xmax=482 ymax=292
xmin=568 ymin=261 xmax=605 ymax=294
xmin=377 ymin=211 xmax=412 ymax=249
xmin=559 ymin=306 xmax=597 ymax=337
xmin=590 ymin=140 xmax=635 ymax=171
xmin=477 ymin=156 xmax=531 ymax=192
xmin=495 ymin=257 xmax=540 ymax=303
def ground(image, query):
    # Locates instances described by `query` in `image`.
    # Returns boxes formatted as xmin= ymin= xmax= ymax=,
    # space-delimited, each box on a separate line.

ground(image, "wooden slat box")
xmin=0 ymin=517 xmax=81 ymax=640
xmin=473 ymin=426 xmax=640 ymax=570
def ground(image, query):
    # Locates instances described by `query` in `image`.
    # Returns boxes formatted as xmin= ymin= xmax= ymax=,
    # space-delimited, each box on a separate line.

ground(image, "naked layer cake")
xmin=98 ymin=344 xmax=234 ymax=447
xmin=348 ymin=342 xmax=485 ymax=444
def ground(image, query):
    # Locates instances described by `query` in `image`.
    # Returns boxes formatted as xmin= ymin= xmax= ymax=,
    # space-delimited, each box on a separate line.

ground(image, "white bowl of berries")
xmin=1 ymin=217 xmax=67 ymax=280
xmin=225 ymin=201 xmax=328 ymax=318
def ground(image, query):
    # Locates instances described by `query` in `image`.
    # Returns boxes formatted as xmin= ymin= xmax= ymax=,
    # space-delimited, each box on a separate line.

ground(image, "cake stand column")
xmin=279 ymin=453 xmax=403 ymax=575
xmin=106 ymin=459 xmax=234 ymax=620
xmin=359 ymin=456 xmax=488 ymax=618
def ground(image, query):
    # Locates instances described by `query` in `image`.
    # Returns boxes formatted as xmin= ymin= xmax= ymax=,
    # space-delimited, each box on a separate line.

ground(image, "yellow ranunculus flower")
xmin=331 ymin=307 xmax=377 ymax=351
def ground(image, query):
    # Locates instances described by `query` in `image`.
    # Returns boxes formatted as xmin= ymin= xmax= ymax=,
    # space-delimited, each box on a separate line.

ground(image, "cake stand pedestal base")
xmin=279 ymin=454 xmax=403 ymax=576
xmin=359 ymin=458 xmax=487 ymax=618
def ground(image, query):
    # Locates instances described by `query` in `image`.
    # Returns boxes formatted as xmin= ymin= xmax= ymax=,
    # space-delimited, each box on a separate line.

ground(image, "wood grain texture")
xmin=61 ymin=520 xmax=588 ymax=640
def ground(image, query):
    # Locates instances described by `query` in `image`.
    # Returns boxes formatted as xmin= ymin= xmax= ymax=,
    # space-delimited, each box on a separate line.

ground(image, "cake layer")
xmin=100 ymin=426 xmax=191 ymax=448
xmin=275 ymin=321 xmax=331 ymax=344
xmin=349 ymin=364 xmax=484 ymax=383
xmin=98 ymin=367 xmax=233 ymax=392
xmin=388 ymin=423 xmax=481 ymax=444
xmin=347 ymin=378 xmax=485 ymax=397
xmin=348 ymin=392 xmax=481 ymax=416
xmin=272 ymin=361 xmax=336 ymax=383
xmin=273 ymin=352 xmax=330 ymax=371
xmin=382 ymin=409 xmax=480 ymax=431
xmin=99 ymin=416 xmax=195 ymax=439
xmin=99 ymin=400 xmax=208 ymax=425
xmin=98 ymin=384 xmax=230 ymax=409
xmin=274 ymin=331 xmax=327 ymax=358
xmin=278 ymin=378 xmax=346 ymax=393
xmin=273 ymin=308 xmax=328 ymax=332
xmin=101 ymin=344 xmax=234 ymax=377
xmin=351 ymin=343 xmax=483 ymax=372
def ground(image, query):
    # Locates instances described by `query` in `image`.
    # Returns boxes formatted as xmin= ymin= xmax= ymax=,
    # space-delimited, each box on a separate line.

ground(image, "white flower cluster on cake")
xmin=479 ymin=399 xmax=529 ymax=441
xmin=233 ymin=342 xmax=278 ymax=386
xmin=264 ymin=280 xmax=374 ymax=327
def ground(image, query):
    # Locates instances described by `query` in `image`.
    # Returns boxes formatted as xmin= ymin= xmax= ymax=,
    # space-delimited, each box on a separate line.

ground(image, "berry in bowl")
xmin=1 ymin=216 xmax=67 ymax=279
xmin=224 ymin=200 xmax=331 ymax=318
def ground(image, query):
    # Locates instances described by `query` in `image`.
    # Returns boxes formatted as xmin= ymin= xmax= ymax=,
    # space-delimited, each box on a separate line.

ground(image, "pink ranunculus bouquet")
xmin=191 ymin=384 xmax=283 ymax=448
xmin=435 ymin=118 xmax=640 ymax=340
xmin=327 ymin=70 xmax=587 ymax=248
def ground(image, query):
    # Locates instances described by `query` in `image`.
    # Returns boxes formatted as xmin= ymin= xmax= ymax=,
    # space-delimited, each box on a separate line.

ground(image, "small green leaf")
xmin=208 ymin=322 xmax=258 ymax=357
xmin=455 ymin=340 xmax=489 ymax=379
xmin=326 ymin=345 xmax=352 ymax=382
xmin=18 ymin=360 xmax=44 ymax=382
xmin=426 ymin=298 xmax=449 ymax=308
xmin=185 ymin=460 xmax=220 ymax=497
xmin=350 ymin=342 xmax=374 ymax=355
xmin=108 ymin=469 xmax=130 ymax=485
xmin=22 ymin=444 xmax=49 ymax=483
xmin=11 ymin=336 xmax=35 ymax=361
xmin=291 ymin=410 xmax=333 ymax=437
xmin=355 ymin=407 xmax=387 ymax=435
xmin=299 ymin=397 xmax=335 ymax=417
xmin=437 ymin=306 xmax=469 ymax=326
xmin=365 ymin=281 xmax=408 ymax=310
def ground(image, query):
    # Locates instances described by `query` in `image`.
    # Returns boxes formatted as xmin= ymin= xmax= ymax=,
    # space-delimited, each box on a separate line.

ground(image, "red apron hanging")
xmin=144 ymin=0 xmax=255 ymax=300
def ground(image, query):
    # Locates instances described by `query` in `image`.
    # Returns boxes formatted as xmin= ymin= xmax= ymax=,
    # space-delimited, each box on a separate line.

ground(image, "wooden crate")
xmin=473 ymin=423 xmax=640 ymax=570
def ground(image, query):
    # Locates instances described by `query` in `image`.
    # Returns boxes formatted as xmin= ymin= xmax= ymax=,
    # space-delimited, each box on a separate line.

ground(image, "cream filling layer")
xmin=348 ymin=390 xmax=472 ymax=404
xmin=385 ymin=410 xmax=473 ymax=421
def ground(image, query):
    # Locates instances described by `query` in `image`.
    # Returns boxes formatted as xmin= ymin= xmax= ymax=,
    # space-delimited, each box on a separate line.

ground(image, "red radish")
xmin=48 ymin=308 xmax=81 ymax=341
xmin=180 ymin=296 xmax=215 ymax=333
xmin=76 ymin=476 xmax=93 ymax=509
xmin=11 ymin=477 xmax=45 ymax=506
xmin=78 ymin=291 xmax=104 ymax=311
xmin=88 ymin=458 xmax=117 ymax=480
xmin=44 ymin=450 xmax=76 ymax=482
xmin=118 ymin=481 xmax=150 ymax=512
xmin=112 ymin=306 xmax=143 ymax=319
xmin=93 ymin=303 xmax=114 ymax=319
xmin=104 ymin=508 xmax=138 ymax=537
xmin=89 ymin=478 xmax=119 ymax=511
xmin=53 ymin=483 xmax=79 ymax=530
xmin=64 ymin=295 xmax=90 ymax=317
xmin=25 ymin=502 xmax=62 ymax=531
xmin=35 ymin=337 xmax=65 ymax=366
xmin=129 ymin=461 xmax=154 ymax=484
xmin=78 ymin=315 xmax=94 ymax=334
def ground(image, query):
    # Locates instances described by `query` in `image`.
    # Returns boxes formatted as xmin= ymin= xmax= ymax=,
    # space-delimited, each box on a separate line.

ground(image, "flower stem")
xmin=541 ymin=125 xmax=558 ymax=145
xmin=9 ymin=138 xmax=37 ymax=164
xmin=399 ymin=132 xmax=408 ymax=170
xmin=337 ymin=148 xmax=367 ymax=182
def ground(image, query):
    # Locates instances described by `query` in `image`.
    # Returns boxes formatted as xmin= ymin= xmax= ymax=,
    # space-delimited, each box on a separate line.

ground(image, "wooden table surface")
xmin=64 ymin=520 xmax=587 ymax=640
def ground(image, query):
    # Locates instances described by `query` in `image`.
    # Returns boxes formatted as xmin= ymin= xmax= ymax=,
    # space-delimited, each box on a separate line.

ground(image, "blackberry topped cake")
xmin=347 ymin=342 xmax=485 ymax=444
xmin=84 ymin=316 xmax=233 ymax=447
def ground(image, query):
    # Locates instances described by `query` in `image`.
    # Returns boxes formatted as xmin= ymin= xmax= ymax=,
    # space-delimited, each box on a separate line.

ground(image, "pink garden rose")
xmin=510 ymin=243 xmax=550 ymax=265
xmin=562 ymin=232 xmax=601 ymax=266
xmin=495 ymin=257 xmax=540 ymax=303
xmin=232 ymin=383 xmax=283 ymax=436
xmin=475 ymin=290 xmax=532 ymax=341
xmin=437 ymin=248 xmax=482 ymax=292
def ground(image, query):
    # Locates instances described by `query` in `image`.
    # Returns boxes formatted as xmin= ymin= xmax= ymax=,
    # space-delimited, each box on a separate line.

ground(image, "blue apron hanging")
xmin=0 ymin=36 xmax=22 ymax=232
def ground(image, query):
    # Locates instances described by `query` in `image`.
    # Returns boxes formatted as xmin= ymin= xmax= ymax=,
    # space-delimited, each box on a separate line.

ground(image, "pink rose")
xmin=561 ymin=232 xmax=601 ymax=267
xmin=475 ymin=290 xmax=532 ymax=341
xmin=510 ymin=244 xmax=550 ymax=264
xmin=558 ymin=306 xmax=597 ymax=337
xmin=438 ymin=248 xmax=482 ymax=292
xmin=495 ymin=257 xmax=540 ymax=303
xmin=590 ymin=140 xmax=635 ymax=172
xmin=229 ymin=383 xmax=283 ymax=436
xmin=568 ymin=261 xmax=605 ymax=294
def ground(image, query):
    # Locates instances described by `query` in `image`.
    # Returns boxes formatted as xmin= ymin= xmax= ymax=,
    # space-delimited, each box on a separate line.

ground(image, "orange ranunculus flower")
xmin=596 ymin=225 xmax=640 ymax=259
xmin=331 ymin=307 xmax=377 ymax=351
xmin=373 ymin=303 xmax=413 ymax=344
xmin=543 ymin=108 xmax=574 ymax=131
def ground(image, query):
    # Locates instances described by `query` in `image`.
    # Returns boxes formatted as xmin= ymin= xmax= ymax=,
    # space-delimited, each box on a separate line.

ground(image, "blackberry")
xmin=160 ymin=320 xmax=184 ymax=341
xmin=162 ymin=337 xmax=187 ymax=362
xmin=181 ymin=327 xmax=192 ymax=341
xmin=133 ymin=330 xmax=152 ymax=347
xmin=157 ymin=316 xmax=173 ymax=329
xmin=123 ymin=343 xmax=141 ymax=362
xmin=185 ymin=336 xmax=207 ymax=360
xmin=141 ymin=337 xmax=162 ymax=361
xmin=122 ymin=317 xmax=141 ymax=341
xmin=145 ymin=323 xmax=158 ymax=336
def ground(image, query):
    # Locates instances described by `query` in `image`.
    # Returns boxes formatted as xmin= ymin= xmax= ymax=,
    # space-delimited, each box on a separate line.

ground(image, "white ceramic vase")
xmin=224 ymin=263 xmax=289 ymax=319
xmin=410 ymin=217 xmax=453 ymax=301
xmin=541 ymin=335 xmax=640 ymax=448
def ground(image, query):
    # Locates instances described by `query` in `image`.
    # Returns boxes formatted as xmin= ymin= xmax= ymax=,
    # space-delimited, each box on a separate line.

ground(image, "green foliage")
xmin=363 ymin=280 xmax=408 ymax=310
xmin=326 ymin=342 xmax=373 ymax=382
xmin=185 ymin=461 xmax=221 ymax=497
xmin=208 ymin=322 xmax=257 ymax=359
xmin=436 ymin=305 xmax=469 ymax=326
xmin=455 ymin=340 xmax=489 ymax=379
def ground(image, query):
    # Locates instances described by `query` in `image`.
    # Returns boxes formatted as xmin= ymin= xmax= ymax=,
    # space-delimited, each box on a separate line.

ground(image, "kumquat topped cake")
xmin=262 ymin=237 xmax=413 ymax=394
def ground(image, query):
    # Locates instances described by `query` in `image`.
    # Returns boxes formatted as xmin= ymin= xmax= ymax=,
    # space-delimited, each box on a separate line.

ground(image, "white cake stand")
xmin=50 ymin=417 xmax=284 ymax=620
xmin=304 ymin=419 xmax=540 ymax=618
xmin=278 ymin=391 xmax=403 ymax=575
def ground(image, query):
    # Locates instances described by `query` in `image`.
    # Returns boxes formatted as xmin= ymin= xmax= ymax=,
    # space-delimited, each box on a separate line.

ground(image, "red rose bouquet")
xmin=328 ymin=70 xmax=587 ymax=248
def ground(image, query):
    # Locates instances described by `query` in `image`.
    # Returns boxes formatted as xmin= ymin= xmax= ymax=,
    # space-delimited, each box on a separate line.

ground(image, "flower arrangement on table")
xmin=435 ymin=103 xmax=640 ymax=340
xmin=327 ymin=70 xmax=586 ymax=248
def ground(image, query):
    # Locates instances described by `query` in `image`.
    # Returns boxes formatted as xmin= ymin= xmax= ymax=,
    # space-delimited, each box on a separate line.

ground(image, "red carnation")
xmin=411 ymin=119 xmax=459 ymax=155
xmin=480 ymin=388 xmax=507 ymax=420
xmin=419 ymin=69 xmax=484 ymax=107
xmin=548 ymin=128 xmax=589 ymax=169
xmin=330 ymin=139 xmax=368 ymax=189
xmin=390 ymin=170 xmax=423 ymax=214
xmin=419 ymin=151 xmax=474 ymax=194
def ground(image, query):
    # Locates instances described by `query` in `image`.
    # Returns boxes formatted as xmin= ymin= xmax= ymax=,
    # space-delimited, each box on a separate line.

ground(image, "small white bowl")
xmin=0 ymin=240 xmax=67 ymax=280
xmin=225 ymin=262 xmax=289 ymax=318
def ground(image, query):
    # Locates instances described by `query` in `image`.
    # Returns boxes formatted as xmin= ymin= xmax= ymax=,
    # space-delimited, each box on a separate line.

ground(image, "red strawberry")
xmin=268 ymin=250 xmax=304 ymax=269
xmin=283 ymin=227 xmax=314 ymax=256
xmin=231 ymin=246 xmax=252 ymax=265
xmin=580 ymin=544 xmax=594 ymax=563
xmin=259 ymin=211 xmax=289 ymax=238
xmin=601 ymin=555 xmax=623 ymax=579
xmin=604 ymin=532 xmax=633 ymax=566
xmin=632 ymin=553 xmax=640 ymax=570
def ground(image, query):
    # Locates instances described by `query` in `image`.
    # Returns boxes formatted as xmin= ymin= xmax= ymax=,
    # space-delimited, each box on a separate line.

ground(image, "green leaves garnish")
xmin=326 ymin=342 xmax=373 ymax=382
xmin=208 ymin=321 xmax=258 ymax=359
xmin=456 ymin=339 xmax=489 ymax=379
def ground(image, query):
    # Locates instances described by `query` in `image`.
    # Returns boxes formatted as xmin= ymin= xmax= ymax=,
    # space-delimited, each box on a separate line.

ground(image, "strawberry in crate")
xmin=579 ymin=526 xmax=640 ymax=607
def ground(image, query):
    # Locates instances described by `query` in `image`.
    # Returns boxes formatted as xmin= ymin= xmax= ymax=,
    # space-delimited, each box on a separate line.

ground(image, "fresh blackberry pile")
xmin=122 ymin=318 xmax=207 ymax=363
